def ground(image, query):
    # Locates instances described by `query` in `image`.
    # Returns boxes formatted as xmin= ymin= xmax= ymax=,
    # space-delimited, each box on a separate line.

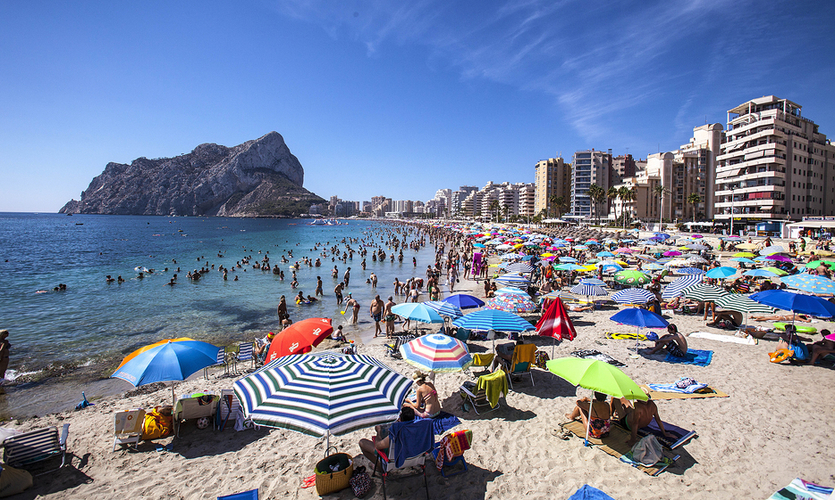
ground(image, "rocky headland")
xmin=60 ymin=131 xmax=324 ymax=216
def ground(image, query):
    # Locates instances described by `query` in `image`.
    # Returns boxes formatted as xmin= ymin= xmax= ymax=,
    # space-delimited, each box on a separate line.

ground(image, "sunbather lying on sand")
xmin=807 ymin=329 xmax=835 ymax=365
xmin=648 ymin=324 xmax=688 ymax=357
xmin=750 ymin=313 xmax=811 ymax=322
xmin=707 ymin=309 xmax=742 ymax=328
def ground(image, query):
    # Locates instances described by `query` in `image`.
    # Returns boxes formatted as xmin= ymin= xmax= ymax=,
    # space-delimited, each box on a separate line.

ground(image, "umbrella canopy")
xmin=399 ymin=334 xmax=473 ymax=373
xmin=115 ymin=337 xmax=194 ymax=371
xmin=675 ymin=267 xmax=706 ymax=275
xmin=681 ymin=284 xmax=729 ymax=303
xmin=614 ymin=270 xmax=650 ymax=286
xmin=536 ymin=298 xmax=577 ymax=342
xmin=486 ymin=295 xmax=537 ymax=313
xmin=233 ymin=353 xmax=412 ymax=446
xmin=570 ymin=283 xmax=609 ymax=297
xmin=391 ymin=303 xmax=444 ymax=323
xmin=804 ymin=260 xmax=835 ymax=269
xmin=743 ymin=269 xmax=778 ymax=277
xmin=555 ymin=263 xmax=587 ymax=271
xmin=452 ymin=309 xmax=535 ymax=333
xmin=423 ymin=300 xmax=464 ymax=318
xmin=495 ymin=273 xmax=531 ymax=289
xmin=610 ymin=308 xmax=669 ymax=329
xmin=733 ymin=252 xmax=757 ymax=258
xmin=759 ymin=245 xmax=785 ymax=255
xmin=763 ymin=267 xmax=788 ymax=276
xmin=661 ymin=274 xmax=704 ymax=300
xmin=494 ymin=287 xmax=531 ymax=297
xmin=780 ymin=274 xmax=835 ymax=295
xmin=730 ymin=257 xmax=755 ymax=264
xmin=112 ymin=340 xmax=221 ymax=388
xmin=765 ymin=255 xmax=792 ymax=262
xmin=663 ymin=250 xmax=682 ymax=257
xmin=506 ymin=262 xmax=535 ymax=274
xmin=443 ymin=294 xmax=485 ymax=309
xmin=715 ymin=294 xmax=775 ymax=315
xmin=705 ymin=266 xmax=737 ymax=279
xmin=578 ymin=278 xmax=607 ymax=286
xmin=750 ymin=290 xmax=835 ymax=317
xmin=266 ymin=318 xmax=333 ymax=364
xmin=611 ymin=288 xmax=656 ymax=305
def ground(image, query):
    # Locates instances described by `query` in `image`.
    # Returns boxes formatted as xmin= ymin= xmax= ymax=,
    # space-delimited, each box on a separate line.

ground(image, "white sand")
xmin=5 ymin=245 xmax=835 ymax=499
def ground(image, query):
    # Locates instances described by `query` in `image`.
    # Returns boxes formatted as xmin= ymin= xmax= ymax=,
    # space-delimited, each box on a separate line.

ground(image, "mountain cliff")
xmin=59 ymin=132 xmax=324 ymax=216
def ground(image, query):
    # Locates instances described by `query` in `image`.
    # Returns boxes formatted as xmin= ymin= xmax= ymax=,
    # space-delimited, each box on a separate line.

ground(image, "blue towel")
xmin=648 ymin=382 xmax=708 ymax=394
xmin=567 ymin=484 xmax=616 ymax=500
xmin=416 ymin=411 xmax=461 ymax=436
xmin=389 ymin=420 xmax=434 ymax=468
xmin=664 ymin=349 xmax=713 ymax=366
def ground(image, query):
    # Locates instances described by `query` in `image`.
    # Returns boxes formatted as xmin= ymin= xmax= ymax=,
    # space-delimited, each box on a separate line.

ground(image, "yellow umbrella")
xmin=540 ymin=253 xmax=555 ymax=258
xmin=579 ymin=264 xmax=597 ymax=272
xmin=733 ymin=252 xmax=756 ymax=258
xmin=115 ymin=337 xmax=194 ymax=371
xmin=614 ymin=260 xmax=629 ymax=267
xmin=513 ymin=243 xmax=524 ymax=249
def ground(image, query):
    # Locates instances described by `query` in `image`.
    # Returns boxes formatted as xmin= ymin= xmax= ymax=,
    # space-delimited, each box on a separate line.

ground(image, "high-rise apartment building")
xmin=518 ymin=183 xmax=536 ymax=218
xmin=570 ymin=150 xmax=611 ymax=218
xmin=612 ymin=154 xmax=636 ymax=185
xmin=715 ymin=96 xmax=835 ymax=225
xmin=534 ymin=157 xmax=571 ymax=217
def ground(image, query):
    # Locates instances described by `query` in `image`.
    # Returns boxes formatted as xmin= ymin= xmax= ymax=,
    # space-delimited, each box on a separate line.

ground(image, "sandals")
xmin=551 ymin=428 xmax=571 ymax=440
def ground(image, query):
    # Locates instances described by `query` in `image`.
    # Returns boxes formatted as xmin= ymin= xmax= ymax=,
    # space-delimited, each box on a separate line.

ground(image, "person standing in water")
xmin=0 ymin=330 xmax=11 ymax=383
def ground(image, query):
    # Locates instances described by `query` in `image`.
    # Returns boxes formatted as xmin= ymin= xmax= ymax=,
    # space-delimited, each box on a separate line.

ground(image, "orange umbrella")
xmin=115 ymin=337 xmax=193 ymax=371
xmin=265 ymin=318 xmax=333 ymax=364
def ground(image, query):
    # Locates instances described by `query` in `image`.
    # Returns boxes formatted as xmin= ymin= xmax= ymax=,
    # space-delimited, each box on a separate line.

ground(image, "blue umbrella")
xmin=423 ymin=300 xmax=464 ymax=318
xmin=452 ymin=309 xmax=535 ymax=333
xmin=570 ymin=283 xmax=609 ymax=298
xmin=112 ymin=340 xmax=222 ymax=404
xmin=560 ymin=256 xmax=579 ymax=263
xmin=705 ymin=266 xmax=738 ymax=279
xmin=391 ymin=303 xmax=444 ymax=323
xmin=780 ymin=275 xmax=835 ymax=295
xmin=610 ymin=308 xmax=669 ymax=329
xmin=750 ymin=289 xmax=835 ymax=318
xmin=597 ymin=251 xmax=615 ymax=258
xmin=443 ymin=293 xmax=485 ymax=309
xmin=661 ymin=274 xmax=704 ymax=300
xmin=744 ymin=269 xmax=778 ymax=277
xmin=675 ymin=267 xmax=706 ymax=275
xmin=730 ymin=257 xmax=755 ymax=264
xmin=653 ymin=233 xmax=671 ymax=240
xmin=495 ymin=273 xmax=531 ymax=289
xmin=494 ymin=287 xmax=530 ymax=297
xmin=611 ymin=288 xmax=656 ymax=305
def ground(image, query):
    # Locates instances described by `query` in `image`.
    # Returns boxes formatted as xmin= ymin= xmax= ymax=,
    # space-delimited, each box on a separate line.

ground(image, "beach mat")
xmin=640 ymin=384 xmax=728 ymax=400
xmin=559 ymin=420 xmax=679 ymax=476
xmin=769 ymin=478 xmax=833 ymax=500
xmin=688 ymin=331 xmax=757 ymax=345
xmin=571 ymin=349 xmax=626 ymax=367
xmin=664 ymin=349 xmax=712 ymax=366
xmin=605 ymin=332 xmax=647 ymax=341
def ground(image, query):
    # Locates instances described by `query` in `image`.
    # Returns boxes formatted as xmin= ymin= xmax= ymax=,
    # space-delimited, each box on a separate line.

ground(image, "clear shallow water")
xmin=0 ymin=213 xmax=438 ymax=417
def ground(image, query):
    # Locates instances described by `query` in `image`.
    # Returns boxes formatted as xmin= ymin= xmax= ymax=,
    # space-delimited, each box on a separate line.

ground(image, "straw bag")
xmin=314 ymin=446 xmax=353 ymax=496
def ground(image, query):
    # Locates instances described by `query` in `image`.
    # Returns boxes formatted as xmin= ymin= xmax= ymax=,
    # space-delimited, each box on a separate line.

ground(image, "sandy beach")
xmin=4 ymin=232 xmax=835 ymax=500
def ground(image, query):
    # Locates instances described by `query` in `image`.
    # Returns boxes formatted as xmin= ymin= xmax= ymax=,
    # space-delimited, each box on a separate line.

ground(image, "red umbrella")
xmin=266 ymin=318 xmax=333 ymax=364
xmin=536 ymin=298 xmax=576 ymax=357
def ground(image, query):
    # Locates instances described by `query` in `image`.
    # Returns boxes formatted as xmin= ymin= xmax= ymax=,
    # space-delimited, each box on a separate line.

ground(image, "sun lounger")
xmin=3 ymin=424 xmax=70 ymax=473
xmin=113 ymin=409 xmax=146 ymax=451
xmin=559 ymin=420 xmax=679 ymax=476
xmin=174 ymin=395 xmax=218 ymax=437
xmin=639 ymin=384 xmax=728 ymax=400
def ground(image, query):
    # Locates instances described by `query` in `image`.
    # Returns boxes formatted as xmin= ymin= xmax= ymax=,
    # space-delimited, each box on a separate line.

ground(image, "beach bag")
xmin=141 ymin=406 xmax=173 ymax=440
xmin=315 ymin=447 xmax=353 ymax=496
xmin=349 ymin=465 xmax=372 ymax=498
xmin=534 ymin=350 xmax=550 ymax=369
xmin=630 ymin=434 xmax=663 ymax=466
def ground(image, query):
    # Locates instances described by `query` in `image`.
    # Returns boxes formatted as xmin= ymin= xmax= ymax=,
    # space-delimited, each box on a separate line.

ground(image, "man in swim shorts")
xmin=649 ymin=324 xmax=688 ymax=358
xmin=370 ymin=294 xmax=384 ymax=337
xmin=384 ymin=296 xmax=396 ymax=337
xmin=611 ymin=391 xmax=669 ymax=445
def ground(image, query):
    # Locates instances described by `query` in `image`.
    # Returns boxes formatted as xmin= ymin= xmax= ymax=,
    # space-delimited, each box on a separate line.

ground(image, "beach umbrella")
xmin=686 ymin=255 xmax=709 ymax=265
xmin=452 ymin=309 xmax=535 ymax=333
xmin=536 ymin=298 xmax=577 ymax=356
xmin=495 ymin=287 xmax=531 ymax=297
xmin=399 ymin=334 xmax=473 ymax=373
xmin=715 ymin=294 xmax=775 ymax=331
xmin=614 ymin=247 xmax=635 ymax=254
xmin=763 ymin=267 xmax=789 ymax=277
xmin=661 ymin=274 xmax=704 ymax=300
xmin=681 ymin=284 xmax=728 ymax=303
xmin=578 ymin=278 xmax=607 ymax=286
xmin=114 ymin=337 xmax=194 ymax=371
xmin=743 ymin=269 xmax=778 ymax=278
xmin=495 ymin=273 xmax=531 ymax=289
xmin=653 ymin=233 xmax=671 ymax=240
xmin=760 ymin=245 xmax=786 ymax=255
xmin=804 ymin=260 xmax=835 ymax=269
xmin=750 ymin=289 xmax=835 ymax=318
xmin=266 ymin=318 xmax=333 ymax=364
xmin=614 ymin=270 xmax=650 ymax=286
xmin=643 ymin=262 xmax=665 ymax=271
xmin=735 ymin=243 xmax=759 ymax=250
xmin=730 ymin=257 xmax=755 ymax=264
xmin=570 ymin=282 xmax=609 ymax=303
xmin=733 ymin=252 xmax=757 ymax=258
xmin=391 ymin=303 xmax=444 ymax=324
xmin=423 ymin=300 xmax=464 ymax=319
xmin=675 ymin=267 xmax=706 ymax=275
xmin=486 ymin=295 xmax=537 ymax=313
xmin=443 ymin=293 xmax=485 ymax=309
xmin=705 ymin=266 xmax=737 ymax=279
xmin=233 ymin=352 xmax=412 ymax=450
xmin=663 ymin=250 xmax=682 ymax=257
xmin=506 ymin=262 xmax=535 ymax=274
xmin=112 ymin=339 xmax=222 ymax=405
xmin=597 ymin=251 xmax=615 ymax=258
xmin=686 ymin=243 xmax=710 ymax=251
xmin=611 ymin=288 xmax=656 ymax=305
xmin=634 ymin=255 xmax=656 ymax=262
xmin=554 ymin=263 xmax=585 ymax=271
xmin=610 ymin=307 xmax=669 ymax=330
xmin=559 ymin=256 xmax=579 ymax=263
xmin=765 ymin=255 xmax=792 ymax=263
xmin=546 ymin=357 xmax=647 ymax=446
xmin=538 ymin=290 xmax=562 ymax=303
xmin=780 ymin=274 xmax=835 ymax=295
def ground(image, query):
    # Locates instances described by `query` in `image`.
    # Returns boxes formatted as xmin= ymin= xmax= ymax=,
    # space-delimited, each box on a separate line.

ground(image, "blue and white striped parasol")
xmin=495 ymin=273 xmax=531 ymax=289
xmin=611 ymin=288 xmax=656 ymax=305
xmin=661 ymin=274 xmax=704 ymax=300
xmin=570 ymin=283 xmax=609 ymax=297
xmin=423 ymin=300 xmax=464 ymax=318
xmin=452 ymin=309 xmax=535 ymax=333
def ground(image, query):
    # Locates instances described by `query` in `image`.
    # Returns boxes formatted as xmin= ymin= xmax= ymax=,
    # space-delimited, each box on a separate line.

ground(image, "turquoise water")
xmin=0 ymin=214 xmax=438 ymax=417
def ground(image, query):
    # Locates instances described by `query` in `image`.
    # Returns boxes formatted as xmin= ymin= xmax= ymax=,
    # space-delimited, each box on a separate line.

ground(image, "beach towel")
xmin=571 ymin=349 xmax=626 ymax=367
xmin=477 ymin=369 xmax=508 ymax=409
xmin=416 ymin=412 xmax=460 ymax=436
xmin=639 ymin=420 xmax=697 ymax=450
xmin=605 ymin=332 xmax=648 ymax=341
xmin=389 ymin=420 xmax=434 ymax=468
xmin=664 ymin=349 xmax=713 ymax=366
xmin=640 ymin=384 xmax=728 ymax=400
xmin=769 ymin=478 xmax=834 ymax=500
xmin=688 ymin=331 xmax=757 ymax=345
xmin=435 ymin=429 xmax=472 ymax=471
xmin=648 ymin=382 xmax=708 ymax=394
xmin=472 ymin=253 xmax=483 ymax=277
xmin=567 ymin=485 xmax=616 ymax=500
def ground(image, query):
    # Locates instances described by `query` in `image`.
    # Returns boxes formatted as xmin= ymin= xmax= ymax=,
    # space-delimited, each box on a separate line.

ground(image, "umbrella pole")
xmin=584 ymin=390 xmax=592 ymax=447
xmin=171 ymin=383 xmax=176 ymax=407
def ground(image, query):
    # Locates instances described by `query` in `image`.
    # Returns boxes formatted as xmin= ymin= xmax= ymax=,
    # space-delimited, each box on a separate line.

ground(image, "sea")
xmin=0 ymin=213 xmax=439 ymax=419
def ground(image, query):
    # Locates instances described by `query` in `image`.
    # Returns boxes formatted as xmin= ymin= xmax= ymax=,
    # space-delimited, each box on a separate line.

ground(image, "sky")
xmin=1 ymin=0 xmax=834 ymax=212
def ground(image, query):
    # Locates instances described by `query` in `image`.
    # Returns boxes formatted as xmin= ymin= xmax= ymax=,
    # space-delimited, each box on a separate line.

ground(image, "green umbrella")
xmin=681 ymin=284 xmax=728 ymax=303
xmin=715 ymin=294 xmax=775 ymax=333
xmin=805 ymin=260 xmax=835 ymax=269
xmin=547 ymin=357 xmax=647 ymax=446
xmin=614 ymin=270 xmax=650 ymax=287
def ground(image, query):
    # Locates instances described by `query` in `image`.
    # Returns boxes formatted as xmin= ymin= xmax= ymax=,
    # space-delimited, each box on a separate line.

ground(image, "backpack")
xmin=534 ymin=350 xmax=550 ymax=369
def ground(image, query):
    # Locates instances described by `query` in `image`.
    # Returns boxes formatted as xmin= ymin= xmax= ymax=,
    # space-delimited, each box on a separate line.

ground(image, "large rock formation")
xmin=59 ymin=132 xmax=325 ymax=216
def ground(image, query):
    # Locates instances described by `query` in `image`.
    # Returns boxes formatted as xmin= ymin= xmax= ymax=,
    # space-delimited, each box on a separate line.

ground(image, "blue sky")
xmin=1 ymin=0 xmax=834 ymax=212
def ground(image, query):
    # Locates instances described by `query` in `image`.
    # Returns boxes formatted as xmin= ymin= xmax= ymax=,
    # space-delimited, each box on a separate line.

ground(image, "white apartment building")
xmin=570 ymin=150 xmax=611 ymax=218
xmin=518 ymin=183 xmax=536 ymax=218
xmin=715 ymin=96 xmax=835 ymax=225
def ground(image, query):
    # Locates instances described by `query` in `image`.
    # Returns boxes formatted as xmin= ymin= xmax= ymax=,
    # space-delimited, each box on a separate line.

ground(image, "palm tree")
xmin=489 ymin=199 xmax=500 ymax=222
xmin=587 ymin=184 xmax=605 ymax=225
xmin=548 ymin=194 xmax=559 ymax=219
xmin=617 ymin=186 xmax=630 ymax=229
xmin=687 ymin=193 xmax=702 ymax=223
xmin=553 ymin=196 xmax=565 ymax=219
xmin=501 ymin=204 xmax=509 ymax=223
xmin=653 ymin=184 xmax=670 ymax=231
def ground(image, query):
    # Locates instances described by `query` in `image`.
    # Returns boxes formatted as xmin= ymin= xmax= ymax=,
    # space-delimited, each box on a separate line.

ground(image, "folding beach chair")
xmin=432 ymin=429 xmax=473 ymax=477
xmin=373 ymin=419 xmax=434 ymax=500
xmin=233 ymin=341 xmax=255 ymax=373
xmin=204 ymin=347 xmax=229 ymax=380
xmin=3 ymin=424 xmax=70 ymax=474
xmin=459 ymin=369 xmax=507 ymax=415
xmin=174 ymin=395 xmax=217 ymax=437
xmin=504 ymin=343 xmax=536 ymax=389
xmin=469 ymin=353 xmax=495 ymax=376
xmin=217 ymin=389 xmax=243 ymax=431
xmin=113 ymin=409 xmax=146 ymax=451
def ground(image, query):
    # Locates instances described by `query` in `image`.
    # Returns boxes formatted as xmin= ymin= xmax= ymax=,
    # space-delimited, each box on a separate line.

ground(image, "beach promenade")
xmin=3 ymin=227 xmax=834 ymax=500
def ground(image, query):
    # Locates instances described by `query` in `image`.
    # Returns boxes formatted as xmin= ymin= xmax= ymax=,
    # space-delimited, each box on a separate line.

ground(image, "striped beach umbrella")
xmin=611 ymin=288 xmax=656 ymax=305
xmin=578 ymin=278 xmax=607 ymax=286
xmin=233 ymin=353 xmax=412 ymax=449
xmin=452 ymin=309 xmax=535 ymax=333
xmin=399 ymin=334 xmax=473 ymax=373
xmin=570 ymin=283 xmax=609 ymax=298
xmin=495 ymin=273 xmax=531 ymax=289
xmin=681 ymin=284 xmax=728 ymax=302
xmin=486 ymin=295 xmax=537 ymax=313
xmin=423 ymin=300 xmax=463 ymax=319
xmin=391 ymin=303 xmax=444 ymax=323
xmin=443 ymin=293 xmax=485 ymax=309
xmin=554 ymin=263 xmax=586 ymax=271
xmin=495 ymin=287 xmax=530 ymax=297
xmin=506 ymin=262 xmax=535 ymax=274
xmin=675 ymin=267 xmax=706 ymax=275
xmin=715 ymin=294 xmax=776 ymax=330
xmin=661 ymin=274 xmax=704 ymax=300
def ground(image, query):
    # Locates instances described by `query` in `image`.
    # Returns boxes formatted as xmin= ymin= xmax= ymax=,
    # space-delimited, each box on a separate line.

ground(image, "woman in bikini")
xmin=403 ymin=371 xmax=441 ymax=418
xmin=564 ymin=391 xmax=612 ymax=438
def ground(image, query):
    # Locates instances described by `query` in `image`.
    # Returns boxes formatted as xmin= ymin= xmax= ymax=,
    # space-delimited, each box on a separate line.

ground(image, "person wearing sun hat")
xmin=254 ymin=331 xmax=276 ymax=365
